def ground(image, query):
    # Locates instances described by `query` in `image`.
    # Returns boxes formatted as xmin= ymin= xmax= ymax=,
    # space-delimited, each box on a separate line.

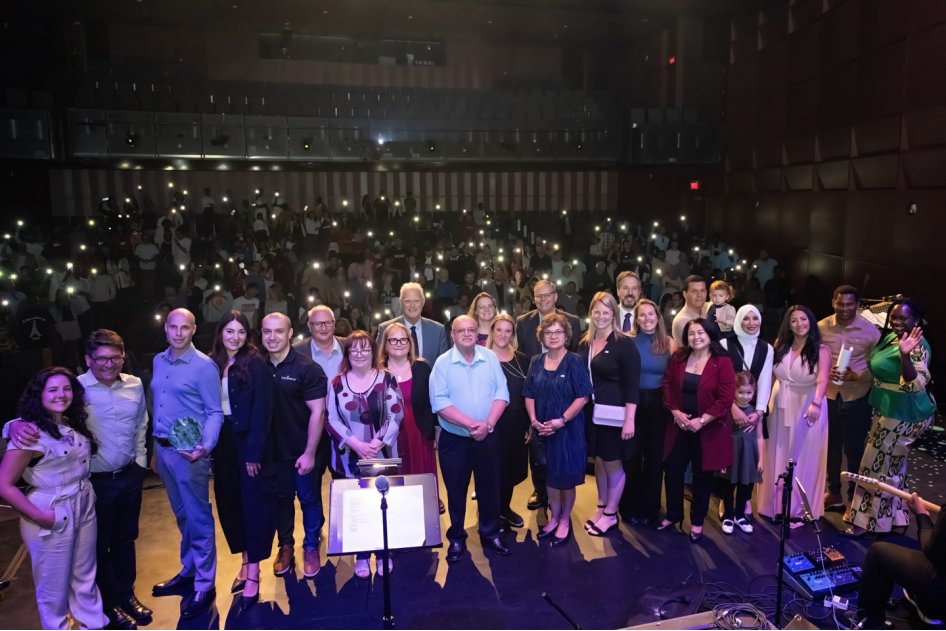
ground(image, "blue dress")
xmin=523 ymin=352 xmax=594 ymax=489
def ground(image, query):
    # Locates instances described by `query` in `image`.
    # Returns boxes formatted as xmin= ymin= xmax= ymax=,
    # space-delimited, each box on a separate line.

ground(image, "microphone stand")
xmin=379 ymin=484 xmax=395 ymax=629
xmin=775 ymin=459 xmax=796 ymax=628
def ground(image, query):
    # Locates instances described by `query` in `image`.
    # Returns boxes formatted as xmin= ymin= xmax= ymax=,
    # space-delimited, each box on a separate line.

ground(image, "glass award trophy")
xmin=168 ymin=416 xmax=202 ymax=451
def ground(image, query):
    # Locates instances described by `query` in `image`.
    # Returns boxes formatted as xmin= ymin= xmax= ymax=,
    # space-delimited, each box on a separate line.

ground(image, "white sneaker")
xmin=354 ymin=558 xmax=370 ymax=579
xmin=375 ymin=555 xmax=394 ymax=576
xmin=735 ymin=518 xmax=754 ymax=534
xmin=721 ymin=519 xmax=734 ymax=534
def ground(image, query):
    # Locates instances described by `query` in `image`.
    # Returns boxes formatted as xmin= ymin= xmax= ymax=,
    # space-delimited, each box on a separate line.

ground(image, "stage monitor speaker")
xmin=784 ymin=613 xmax=818 ymax=629
xmin=623 ymin=584 xmax=705 ymax=628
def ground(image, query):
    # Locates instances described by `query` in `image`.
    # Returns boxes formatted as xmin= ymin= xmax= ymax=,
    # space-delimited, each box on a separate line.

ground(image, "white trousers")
xmin=21 ymin=483 xmax=108 ymax=630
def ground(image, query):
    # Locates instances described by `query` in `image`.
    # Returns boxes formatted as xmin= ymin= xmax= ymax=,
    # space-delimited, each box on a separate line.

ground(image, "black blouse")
xmin=580 ymin=331 xmax=641 ymax=408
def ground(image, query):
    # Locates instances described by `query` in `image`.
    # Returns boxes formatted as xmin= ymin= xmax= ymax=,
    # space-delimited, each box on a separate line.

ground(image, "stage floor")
xmin=1 ymin=449 xmax=944 ymax=630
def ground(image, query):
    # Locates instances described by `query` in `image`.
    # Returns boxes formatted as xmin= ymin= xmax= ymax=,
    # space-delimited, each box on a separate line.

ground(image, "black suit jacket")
xmin=224 ymin=354 xmax=274 ymax=463
xmin=515 ymin=309 xmax=582 ymax=359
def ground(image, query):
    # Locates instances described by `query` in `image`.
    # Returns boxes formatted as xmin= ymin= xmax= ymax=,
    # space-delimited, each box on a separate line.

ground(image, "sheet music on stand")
xmin=327 ymin=468 xmax=442 ymax=556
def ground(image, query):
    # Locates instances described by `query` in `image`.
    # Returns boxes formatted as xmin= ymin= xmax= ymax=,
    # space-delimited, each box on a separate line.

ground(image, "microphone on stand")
xmin=375 ymin=474 xmax=390 ymax=495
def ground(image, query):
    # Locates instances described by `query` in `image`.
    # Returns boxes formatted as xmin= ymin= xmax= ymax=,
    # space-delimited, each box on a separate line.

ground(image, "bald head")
xmin=261 ymin=312 xmax=293 ymax=359
xmin=168 ymin=308 xmax=196 ymax=326
xmin=165 ymin=308 xmax=196 ymax=354
xmin=451 ymin=315 xmax=478 ymax=353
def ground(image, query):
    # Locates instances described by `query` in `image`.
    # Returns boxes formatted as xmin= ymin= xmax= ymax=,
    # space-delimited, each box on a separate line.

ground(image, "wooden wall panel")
xmin=775 ymin=193 xmax=811 ymax=249
xmin=787 ymin=77 xmax=819 ymax=135
xmin=902 ymin=148 xmax=946 ymax=187
xmin=904 ymin=23 xmax=946 ymax=109
xmin=818 ymin=127 xmax=853 ymax=160
xmin=854 ymin=41 xmax=907 ymax=121
xmin=790 ymin=0 xmax=824 ymax=32
xmin=858 ymin=0 xmax=910 ymax=52
xmin=854 ymin=116 xmax=901 ymax=155
xmin=815 ymin=160 xmax=850 ymax=189
xmin=808 ymin=191 xmax=846 ymax=256
xmin=821 ymin=0 xmax=860 ymax=69
xmin=784 ymin=165 xmax=813 ymax=190
xmin=787 ymin=22 xmax=823 ymax=84
xmin=851 ymin=154 xmax=899 ymax=188
xmin=818 ymin=63 xmax=856 ymax=131
xmin=784 ymin=136 xmax=816 ymax=165
xmin=715 ymin=0 xmax=946 ymax=398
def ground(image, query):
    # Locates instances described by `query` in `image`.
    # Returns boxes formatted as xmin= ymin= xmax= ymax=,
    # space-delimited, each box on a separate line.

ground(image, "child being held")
xmin=718 ymin=371 xmax=764 ymax=534
xmin=705 ymin=280 xmax=736 ymax=337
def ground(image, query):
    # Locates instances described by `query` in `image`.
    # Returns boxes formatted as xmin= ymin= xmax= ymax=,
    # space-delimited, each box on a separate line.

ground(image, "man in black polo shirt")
xmin=260 ymin=312 xmax=328 ymax=580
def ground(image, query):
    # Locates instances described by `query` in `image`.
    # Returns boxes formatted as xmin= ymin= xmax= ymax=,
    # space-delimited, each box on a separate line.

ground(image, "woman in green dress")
xmin=845 ymin=298 xmax=936 ymax=536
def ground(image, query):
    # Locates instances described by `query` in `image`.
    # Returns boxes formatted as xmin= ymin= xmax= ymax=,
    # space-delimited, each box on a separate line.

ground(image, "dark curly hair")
xmin=209 ymin=310 xmax=258 ymax=384
xmin=16 ymin=367 xmax=97 ymax=452
xmin=773 ymin=305 xmax=821 ymax=375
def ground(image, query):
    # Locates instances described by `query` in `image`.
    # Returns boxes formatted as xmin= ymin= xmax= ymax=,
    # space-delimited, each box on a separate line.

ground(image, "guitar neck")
xmin=843 ymin=472 xmax=940 ymax=514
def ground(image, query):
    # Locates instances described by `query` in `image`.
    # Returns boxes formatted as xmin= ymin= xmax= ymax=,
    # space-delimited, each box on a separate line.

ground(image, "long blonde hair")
xmin=580 ymin=291 xmax=625 ymax=346
xmin=486 ymin=313 xmax=518 ymax=351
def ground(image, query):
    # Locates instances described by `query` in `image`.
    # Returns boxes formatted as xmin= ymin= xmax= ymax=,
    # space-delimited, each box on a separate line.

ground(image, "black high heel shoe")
xmin=231 ymin=563 xmax=249 ymax=593
xmin=655 ymin=519 xmax=682 ymax=532
xmin=689 ymin=527 xmax=703 ymax=542
xmin=587 ymin=512 xmax=620 ymax=537
xmin=551 ymin=524 xmax=572 ymax=546
xmin=537 ymin=522 xmax=559 ymax=539
xmin=584 ymin=504 xmax=606 ymax=530
xmin=240 ymin=577 xmax=260 ymax=607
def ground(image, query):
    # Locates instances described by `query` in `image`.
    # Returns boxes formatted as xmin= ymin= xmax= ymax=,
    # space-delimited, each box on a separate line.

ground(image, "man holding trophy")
xmin=150 ymin=308 xmax=224 ymax=619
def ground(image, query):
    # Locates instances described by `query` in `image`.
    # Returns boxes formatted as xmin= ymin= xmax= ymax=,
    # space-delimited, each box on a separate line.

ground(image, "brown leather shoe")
xmin=273 ymin=545 xmax=294 ymax=576
xmin=303 ymin=549 xmax=321 ymax=578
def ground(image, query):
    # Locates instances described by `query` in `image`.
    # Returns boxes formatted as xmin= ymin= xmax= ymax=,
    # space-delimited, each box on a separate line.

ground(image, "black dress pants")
xmin=92 ymin=464 xmax=146 ymax=605
xmin=663 ymin=430 xmax=713 ymax=527
xmin=439 ymin=430 xmax=501 ymax=542
xmin=213 ymin=424 xmax=277 ymax=563
xmin=860 ymin=541 xmax=945 ymax=626
xmin=621 ymin=388 xmax=667 ymax=521
xmin=529 ymin=434 xmax=548 ymax=500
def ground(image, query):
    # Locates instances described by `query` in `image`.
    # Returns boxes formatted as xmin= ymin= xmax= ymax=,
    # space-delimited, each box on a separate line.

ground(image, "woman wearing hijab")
xmin=719 ymin=305 xmax=774 ymax=521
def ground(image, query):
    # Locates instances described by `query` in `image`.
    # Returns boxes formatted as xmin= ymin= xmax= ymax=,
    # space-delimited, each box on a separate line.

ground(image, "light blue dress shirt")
xmin=430 ymin=346 xmax=509 ymax=437
xmin=78 ymin=371 xmax=149 ymax=473
xmin=151 ymin=344 xmax=224 ymax=451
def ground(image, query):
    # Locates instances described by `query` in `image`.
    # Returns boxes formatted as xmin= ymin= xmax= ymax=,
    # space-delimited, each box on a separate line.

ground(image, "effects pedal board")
xmin=807 ymin=545 xmax=845 ymax=566
xmin=783 ymin=553 xmax=815 ymax=575
xmin=791 ymin=565 xmax=860 ymax=598
xmin=782 ymin=547 xmax=859 ymax=599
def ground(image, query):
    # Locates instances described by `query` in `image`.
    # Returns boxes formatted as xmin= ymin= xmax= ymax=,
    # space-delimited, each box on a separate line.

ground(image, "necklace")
xmin=346 ymin=370 xmax=380 ymax=395
xmin=502 ymin=354 xmax=527 ymax=380
xmin=387 ymin=361 xmax=412 ymax=382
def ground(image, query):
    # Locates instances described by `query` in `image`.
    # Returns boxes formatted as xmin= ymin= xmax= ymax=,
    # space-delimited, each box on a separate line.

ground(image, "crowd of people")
xmin=0 ymin=186 xmax=940 ymax=629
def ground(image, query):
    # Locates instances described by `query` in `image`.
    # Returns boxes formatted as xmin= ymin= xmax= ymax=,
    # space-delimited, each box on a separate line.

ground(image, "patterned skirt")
xmin=849 ymin=413 xmax=934 ymax=533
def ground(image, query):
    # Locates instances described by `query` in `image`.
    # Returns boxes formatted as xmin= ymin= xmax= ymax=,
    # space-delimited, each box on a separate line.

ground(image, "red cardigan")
xmin=661 ymin=352 xmax=736 ymax=471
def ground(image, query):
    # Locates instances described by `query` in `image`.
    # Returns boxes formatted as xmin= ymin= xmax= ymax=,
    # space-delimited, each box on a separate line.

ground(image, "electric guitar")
xmin=842 ymin=471 xmax=940 ymax=514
